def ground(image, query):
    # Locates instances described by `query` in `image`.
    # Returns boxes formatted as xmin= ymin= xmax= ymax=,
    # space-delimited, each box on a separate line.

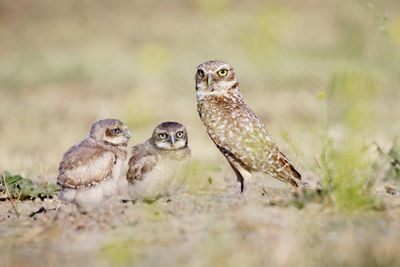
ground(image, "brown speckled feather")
xmin=126 ymin=141 xmax=158 ymax=185
xmin=126 ymin=139 xmax=191 ymax=184
xmin=57 ymin=138 xmax=116 ymax=189
xmin=198 ymin=90 xmax=300 ymax=185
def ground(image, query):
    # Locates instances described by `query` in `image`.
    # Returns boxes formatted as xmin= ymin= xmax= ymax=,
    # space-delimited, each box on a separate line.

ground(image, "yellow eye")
xmin=176 ymin=131 xmax=184 ymax=138
xmin=158 ymin=133 xmax=167 ymax=140
xmin=217 ymin=69 xmax=228 ymax=77
xmin=197 ymin=69 xmax=204 ymax=78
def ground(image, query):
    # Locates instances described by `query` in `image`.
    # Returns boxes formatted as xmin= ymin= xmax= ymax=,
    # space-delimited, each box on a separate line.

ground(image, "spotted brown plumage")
xmin=126 ymin=142 xmax=158 ymax=185
xmin=195 ymin=60 xmax=301 ymax=196
xmin=57 ymin=119 xmax=131 ymax=210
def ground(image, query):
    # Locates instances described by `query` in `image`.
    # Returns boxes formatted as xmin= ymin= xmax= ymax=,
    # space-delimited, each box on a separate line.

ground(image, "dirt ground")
xmin=1 ymin=176 xmax=400 ymax=267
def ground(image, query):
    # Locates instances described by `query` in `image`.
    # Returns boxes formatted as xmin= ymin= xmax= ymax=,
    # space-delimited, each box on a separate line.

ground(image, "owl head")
xmin=195 ymin=60 xmax=238 ymax=96
xmin=151 ymin=121 xmax=188 ymax=151
xmin=89 ymin=119 xmax=132 ymax=146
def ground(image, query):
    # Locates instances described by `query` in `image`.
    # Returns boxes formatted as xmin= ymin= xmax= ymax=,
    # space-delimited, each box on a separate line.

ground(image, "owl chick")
xmin=57 ymin=119 xmax=132 ymax=211
xmin=195 ymin=60 xmax=302 ymax=196
xmin=126 ymin=122 xmax=191 ymax=202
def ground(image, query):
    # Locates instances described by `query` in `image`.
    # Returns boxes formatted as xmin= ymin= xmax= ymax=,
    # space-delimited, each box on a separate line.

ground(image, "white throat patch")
xmin=196 ymin=80 xmax=237 ymax=100
xmin=196 ymin=89 xmax=228 ymax=100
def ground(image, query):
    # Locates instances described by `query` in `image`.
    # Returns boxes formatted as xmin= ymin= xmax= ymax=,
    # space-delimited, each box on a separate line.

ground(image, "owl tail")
xmin=277 ymin=152 xmax=302 ymax=187
xmin=290 ymin=164 xmax=301 ymax=179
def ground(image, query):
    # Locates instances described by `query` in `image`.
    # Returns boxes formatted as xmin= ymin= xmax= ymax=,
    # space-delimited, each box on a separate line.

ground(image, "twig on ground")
xmin=314 ymin=155 xmax=323 ymax=170
xmin=16 ymin=191 xmax=22 ymax=210
xmin=373 ymin=141 xmax=400 ymax=168
xmin=38 ymin=164 xmax=50 ymax=210
xmin=374 ymin=141 xmax=390 ymax=160
xmin=261 ymin=187 xmax=271 ymax=200
xmin=2 ymin=173 xmax=20 ymax=217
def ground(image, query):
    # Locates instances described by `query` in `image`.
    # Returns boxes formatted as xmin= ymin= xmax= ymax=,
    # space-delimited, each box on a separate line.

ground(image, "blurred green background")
xmin=1 ymin=0 xmax=400 ymax=185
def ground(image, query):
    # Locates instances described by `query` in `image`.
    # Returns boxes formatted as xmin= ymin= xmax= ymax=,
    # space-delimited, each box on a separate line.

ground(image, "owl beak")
xmin=207 ymin=73 xmax=214 ymax=86
xmin=125 ymin=130 xmax=132 ymax=138
xmin=168 ymin=136 xmax=175 ymax=145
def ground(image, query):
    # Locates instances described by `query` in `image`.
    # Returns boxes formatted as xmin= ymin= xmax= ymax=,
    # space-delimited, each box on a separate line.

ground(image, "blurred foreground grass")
xmin=320 ymin=70 xmax=380 ymax=210
xmin=1 ymin=0 xmax=400 ymax=266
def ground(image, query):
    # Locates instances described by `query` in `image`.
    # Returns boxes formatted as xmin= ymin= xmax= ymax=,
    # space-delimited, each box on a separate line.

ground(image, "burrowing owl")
xmin=195 ymin=60 xmax=301 ymax=196
xmin=126 ymin=122 xmax=191 ymax=202
xmin=57 ymin=119 xmax=132 ymax=210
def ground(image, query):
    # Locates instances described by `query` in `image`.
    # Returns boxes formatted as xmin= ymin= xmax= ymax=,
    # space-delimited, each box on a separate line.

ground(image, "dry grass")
xmin=1 ymin=0 xmax=400 ymax=266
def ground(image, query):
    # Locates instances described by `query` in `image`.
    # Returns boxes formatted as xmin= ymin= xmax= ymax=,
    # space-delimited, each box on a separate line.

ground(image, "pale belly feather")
xmin=61 ymin=157 xmax=125 ymax=211
xmin=128 ymin=157 xmax=189 ymax=201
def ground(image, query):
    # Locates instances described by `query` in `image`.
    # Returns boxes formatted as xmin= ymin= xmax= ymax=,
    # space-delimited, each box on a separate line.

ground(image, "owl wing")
xmin=210 ymin=103 xmax=301 ymax=187
xmin=232 ymin=122 xmax=301 ymax=187
xmin=126 ymin=142 xmax=157 ymax=185
xmin=57 ymin=145 xmax=116 ymax=189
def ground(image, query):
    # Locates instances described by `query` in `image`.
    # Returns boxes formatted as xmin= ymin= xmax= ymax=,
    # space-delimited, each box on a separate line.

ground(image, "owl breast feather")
xmin=199 ymin=94 xmax=278 ymax=170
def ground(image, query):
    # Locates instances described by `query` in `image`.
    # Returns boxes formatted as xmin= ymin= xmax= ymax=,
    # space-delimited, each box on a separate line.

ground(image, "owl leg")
xmin=227 ymin=159 xmax=252 ymax=198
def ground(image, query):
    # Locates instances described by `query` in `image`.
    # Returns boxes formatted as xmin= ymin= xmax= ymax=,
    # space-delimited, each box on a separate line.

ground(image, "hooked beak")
xmin=168 ymin=135 xmax=175 ymax=145
xmin=207 ymin=73 xmax=214 ymax=86
xmin=124 ymin=129 xmax=132 ymax=138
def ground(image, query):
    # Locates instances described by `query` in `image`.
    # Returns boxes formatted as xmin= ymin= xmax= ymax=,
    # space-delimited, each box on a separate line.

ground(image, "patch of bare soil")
xmin=1 ymin=179 xmax=400 ymax=267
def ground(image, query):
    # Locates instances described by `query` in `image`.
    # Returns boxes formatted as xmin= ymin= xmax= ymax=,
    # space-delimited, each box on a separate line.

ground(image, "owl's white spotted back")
xmin=195 ymin=60 xmax=301 ymax=196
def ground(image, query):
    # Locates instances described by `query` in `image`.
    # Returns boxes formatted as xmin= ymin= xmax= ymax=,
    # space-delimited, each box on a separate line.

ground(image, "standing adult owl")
xmin=126 ymin=121 xmax=191 ymax=202
xmin=195 ymin=60 xmax=302 ymax=196
xmin=57 ymin=119 xmax=132 ymax=211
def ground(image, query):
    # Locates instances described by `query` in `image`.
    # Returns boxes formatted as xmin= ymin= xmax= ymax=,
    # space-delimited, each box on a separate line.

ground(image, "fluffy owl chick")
xmin=57 ymin=119 xmax=131 ymax=211
xmin=126 ymin=122 xmax=191 ymax=202
xmin=195 ymin=60 xmax=302 ymax=196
